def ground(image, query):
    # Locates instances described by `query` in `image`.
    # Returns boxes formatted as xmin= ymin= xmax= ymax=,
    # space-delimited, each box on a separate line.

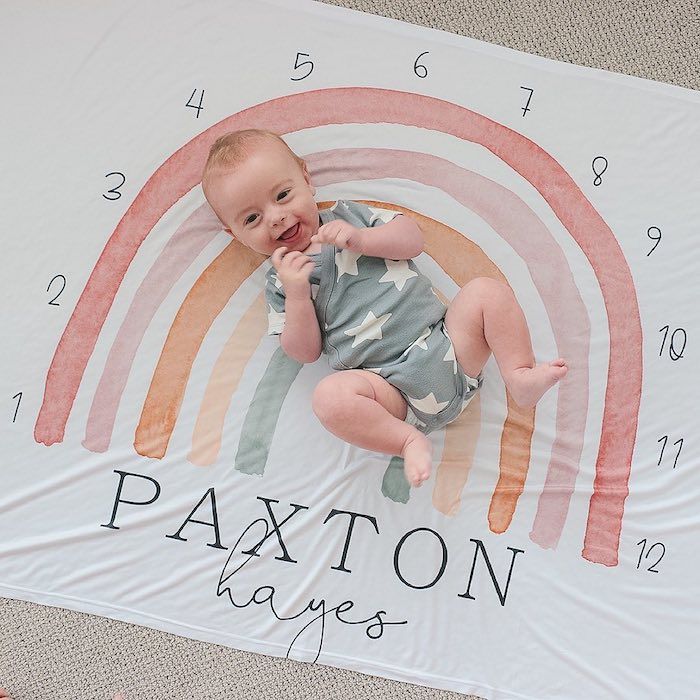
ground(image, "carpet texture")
xmin=2 ymin=1 xmax=698 ymax=699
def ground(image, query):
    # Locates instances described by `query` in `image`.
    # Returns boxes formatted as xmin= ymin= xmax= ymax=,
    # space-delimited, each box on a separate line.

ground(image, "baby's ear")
xmin=301 ymin=162 xmax=315 ymax=194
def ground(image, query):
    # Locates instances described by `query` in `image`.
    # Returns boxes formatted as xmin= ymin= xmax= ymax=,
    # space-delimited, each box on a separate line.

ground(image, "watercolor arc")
xmin=33 ymin=87 xmax=642 ymax=566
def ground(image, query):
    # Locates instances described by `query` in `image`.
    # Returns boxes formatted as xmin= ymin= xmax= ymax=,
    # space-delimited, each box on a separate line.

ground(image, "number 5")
xmin=291 ymin=52 xmax=314 ymax=81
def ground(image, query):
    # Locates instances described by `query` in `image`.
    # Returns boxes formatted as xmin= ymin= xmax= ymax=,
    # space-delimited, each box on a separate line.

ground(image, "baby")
xmin=202 ymin=129 xmax=567 ymax=488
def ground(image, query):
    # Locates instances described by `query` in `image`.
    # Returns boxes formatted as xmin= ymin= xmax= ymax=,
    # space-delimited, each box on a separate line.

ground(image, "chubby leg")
xmin=444 ymin=278 xmax=567 ymax=408
xmin=312 ymin=369 xmax=432 ymax=487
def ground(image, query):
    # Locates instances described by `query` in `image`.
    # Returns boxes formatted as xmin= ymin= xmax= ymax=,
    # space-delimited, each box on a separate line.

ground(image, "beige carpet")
xmin=2 ymin=2 xmax=698 ymax=699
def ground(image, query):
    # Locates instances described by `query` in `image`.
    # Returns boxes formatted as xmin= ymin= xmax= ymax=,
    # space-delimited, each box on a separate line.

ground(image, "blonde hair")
xmin=202 ymin=129 xmax=305 ymax=187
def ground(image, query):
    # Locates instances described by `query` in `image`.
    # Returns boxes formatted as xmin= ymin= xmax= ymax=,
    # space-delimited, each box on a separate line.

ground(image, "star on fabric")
xmin=335 ymin=249 xmax=362 ymax=280
xmin=364 ymin=366 xmax=384 ymax=374
xmin=344 ymin=310 xmax=392 ymax=348
xmin=443 ymin=339 xmax=458 ymax=374
xmin=267 ymin=304 xmax=285 ymax=329
xmin=271 ymin=272 xmax=283 ymax=290
xmin=405 ymin=392 xmax=449 ymax=415
xmin=401 ymin=327 xmax=431 ymax=357
xmin=378 ymin=259 xmax=418 ymax=291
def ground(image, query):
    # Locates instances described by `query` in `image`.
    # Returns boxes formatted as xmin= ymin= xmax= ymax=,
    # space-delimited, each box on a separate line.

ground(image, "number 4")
xmin=186 ymin=89 xmax=205 ymax=118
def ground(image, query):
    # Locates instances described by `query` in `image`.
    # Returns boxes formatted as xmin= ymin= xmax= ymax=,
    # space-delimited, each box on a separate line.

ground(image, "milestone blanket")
xmin=2 ymin=1 xmax=699 ymax=698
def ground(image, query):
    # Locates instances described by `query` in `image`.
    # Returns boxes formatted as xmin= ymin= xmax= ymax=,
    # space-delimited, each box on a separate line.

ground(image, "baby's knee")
xmin=467 ymin=276 xmax=509 ymax=296
xmin=312 ymin=372 xmax=370 ymax=422
xmin=312 ymin=375 xmax=344 ymax=421
xmin=463 ymin=277 xmax=514 ymax=308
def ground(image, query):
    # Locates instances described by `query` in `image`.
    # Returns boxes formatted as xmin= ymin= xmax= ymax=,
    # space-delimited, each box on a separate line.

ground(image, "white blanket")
xmin=2 ymin=1 xmax=699 ymax=698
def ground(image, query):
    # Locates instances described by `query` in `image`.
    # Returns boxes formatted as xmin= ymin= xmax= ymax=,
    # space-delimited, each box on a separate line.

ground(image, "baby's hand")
xmin=311 ymin=221 xmax=366 ymax=252
xmin=270 ymin=247 xmax=315 ymax=300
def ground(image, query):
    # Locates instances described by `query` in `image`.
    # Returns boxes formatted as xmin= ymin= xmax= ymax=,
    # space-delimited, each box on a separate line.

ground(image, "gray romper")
xmin=265 ymin=200 xmax=482 ymax=434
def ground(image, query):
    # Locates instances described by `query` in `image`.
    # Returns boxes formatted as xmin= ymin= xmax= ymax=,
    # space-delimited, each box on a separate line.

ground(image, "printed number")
xmin=12 ymin=392 xmax=22 ymax=423
xmin=520 ymin=86 xmax=534 ymax=116
xmin=658 ymin=325 xmax=686 ymax=360
xmin=291 ymin=52 xmax=314 ymax=81
xmin=646 ymin=227 xmax=661 ymax=256
xmin=657 ymin=435 xmax=683 ymax=469
xmin=592 ymin=156 xmax=608 ymax=186
xmin=413 ymin=51 xmax=429 ymax=78
xmin=186 ymin=89 xmax=205 ymax=118
xmin=103 ymin=172 xmax=126 ymax=201
xmin=636 ymin=539 xmax=665 ymax=573
xmin=47 ymin=274 xmax=66 ymax=306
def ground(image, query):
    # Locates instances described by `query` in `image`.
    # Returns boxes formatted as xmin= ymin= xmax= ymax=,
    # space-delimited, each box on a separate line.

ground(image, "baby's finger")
xmin=270 ymin=246 xmax=288 ymax=268
xmin=290 ymin=254 xmax=312 ymax=270
xmin=282 ymin=251 xmax=306 ymax=266
xmin=316 ymin=223 xmax=337 ymax=239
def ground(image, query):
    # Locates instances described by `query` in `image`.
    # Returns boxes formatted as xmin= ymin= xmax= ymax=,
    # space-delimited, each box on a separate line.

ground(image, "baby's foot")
xmin=507 ymin=359 xmax=568 ymax=408
xmin=401 ymin=430 xmax=433 ymax=487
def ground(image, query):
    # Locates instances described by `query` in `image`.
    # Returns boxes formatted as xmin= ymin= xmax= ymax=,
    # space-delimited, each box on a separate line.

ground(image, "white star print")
xmin=344 ymin=310 xmax=392 ymax=348
xmin=401 ymin=327 xmax=431 ymax=357
xmin=335 ymin=249 xmax=362 ymax=280
xmin=405 ymin=392 xmax=449 ymax=415
xmin=378 ymin=259 xmax=418 ymax=291
xmin=443 ymin=340 xmax=458 ymax=374
xmin=271 ymin=272 xmax=283 ymax=290
xmin=267 ymin=304 xmax=285 ymax=333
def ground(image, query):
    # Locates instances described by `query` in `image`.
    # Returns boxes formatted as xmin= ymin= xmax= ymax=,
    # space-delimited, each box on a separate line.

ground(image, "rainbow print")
xmin=32 ymin=87 xmax=642 ymax=568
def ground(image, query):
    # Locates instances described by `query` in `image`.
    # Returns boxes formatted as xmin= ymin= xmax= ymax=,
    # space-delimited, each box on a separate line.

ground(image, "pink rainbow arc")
xmin=33 ymin=87 xmax=642 ymax=566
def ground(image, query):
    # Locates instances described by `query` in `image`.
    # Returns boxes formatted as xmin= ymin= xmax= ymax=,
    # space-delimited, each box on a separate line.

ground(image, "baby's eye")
xmin=244 ymin=213 xmax=258 ymax=225
xmin=277 ymin=189 xmax=291 ymax=200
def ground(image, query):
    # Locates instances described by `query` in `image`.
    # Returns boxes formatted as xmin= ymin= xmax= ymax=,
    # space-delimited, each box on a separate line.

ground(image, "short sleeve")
xmin=331 ymin=200 xmax=402 ymax=228
xmin=264 ymin=267 xmax=286 ymax=336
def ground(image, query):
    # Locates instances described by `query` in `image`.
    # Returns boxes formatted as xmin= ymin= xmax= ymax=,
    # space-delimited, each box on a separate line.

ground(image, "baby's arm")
xmin=359 ymin=214 xmax=424 ymax=259
xmin=312 ymin=213 xmax=424 ymax=260
xmin=270 ymin=247 xmax=322 ymax=364
xmin=280 ymin=295 xmax=322 ymax=363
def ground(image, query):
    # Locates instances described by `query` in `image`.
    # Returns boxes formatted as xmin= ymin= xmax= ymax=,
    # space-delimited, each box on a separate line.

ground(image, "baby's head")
xmin=202 ymin=129 xmax=319 ymax=256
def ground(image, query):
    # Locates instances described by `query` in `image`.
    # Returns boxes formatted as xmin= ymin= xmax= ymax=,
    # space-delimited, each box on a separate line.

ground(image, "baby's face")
xmin=206 ymin=140 xmax=319 ymax=256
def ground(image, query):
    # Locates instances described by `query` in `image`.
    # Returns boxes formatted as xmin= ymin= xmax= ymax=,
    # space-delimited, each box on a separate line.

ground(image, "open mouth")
xmin=279 ymin=222 xmax=299 ymax=241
